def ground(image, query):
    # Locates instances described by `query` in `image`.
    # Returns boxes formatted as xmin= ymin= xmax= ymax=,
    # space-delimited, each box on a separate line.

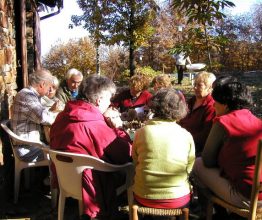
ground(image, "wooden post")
xmin=33 ymin=3 xmax=42 ymax=70
xmin=20 ymin=0 xmax=28 ymax=87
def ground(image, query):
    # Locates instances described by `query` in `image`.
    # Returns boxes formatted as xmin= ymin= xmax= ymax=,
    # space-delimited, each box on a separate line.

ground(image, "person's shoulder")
xmin=204 ymin=94 xmax=215 ymax=105
xmin=111 ymin=87 xmax=131 ymax=102
xmin=141 ymin=90 xmax=152 ymax=97
xmin=57 ymin=80 xmax=68 ymax=91
xmin=17 ymin=87 xmax=37 ymax=98
xmin=18 ymin=87 xmax=31 ymax=93
xmin=179 ymin=125 xmax=195 ymax=139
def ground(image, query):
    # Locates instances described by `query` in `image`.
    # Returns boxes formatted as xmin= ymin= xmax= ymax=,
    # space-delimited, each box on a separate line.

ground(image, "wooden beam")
xmin=33 ymin=10 xmax=42 ymax=70
xmin=20 ymin=0 xmax=28 ymax=87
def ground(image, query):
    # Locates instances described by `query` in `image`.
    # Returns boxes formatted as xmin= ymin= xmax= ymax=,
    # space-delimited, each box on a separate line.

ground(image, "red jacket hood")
xmin=215 ymin=109 xmax=262 ymax=137
xmin=58 ymin=100 xmax=104 ymax=123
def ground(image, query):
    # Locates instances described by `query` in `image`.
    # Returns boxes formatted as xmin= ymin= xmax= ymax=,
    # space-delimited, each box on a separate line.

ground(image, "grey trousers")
xmin=192 ymin=157 xmax=250 ymax=209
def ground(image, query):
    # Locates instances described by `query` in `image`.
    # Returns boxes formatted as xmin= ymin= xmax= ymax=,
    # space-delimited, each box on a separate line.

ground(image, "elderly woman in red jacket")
xmin=50 ymin=74 xmax=132 ymax=220
xmin=179 ymin=71 xmax=216 ymax=156
xmin=193 ymin=78 xmax=262 ymax=216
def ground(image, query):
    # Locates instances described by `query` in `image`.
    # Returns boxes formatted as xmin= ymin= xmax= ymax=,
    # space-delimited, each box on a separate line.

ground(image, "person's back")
xmin=174 ymin=52 xmax=191 ymax=84
xmin=50 ymin=74 xmax=132 ymax=219
xmin=132 ymin=88 xmax=195 ymax=208
xmin=175 ymin=52 xmax=189 ymax=65
xmin=133 ymin=121 xmax=195 ymax=200
xmin=214 ymin=109 xmax=262 ymax=198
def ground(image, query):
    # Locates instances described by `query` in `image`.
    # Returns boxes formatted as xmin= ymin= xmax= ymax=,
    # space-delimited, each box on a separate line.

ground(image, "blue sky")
xmin=40 ymin=0 xmax=261 ymax=56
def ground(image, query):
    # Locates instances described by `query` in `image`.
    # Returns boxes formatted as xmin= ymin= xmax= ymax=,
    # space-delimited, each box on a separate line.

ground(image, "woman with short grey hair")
xmin=50 ymin=74 xmax=132 ymax=219
xmin=79 ymin=73 xmax=116 ymax=104
xmin=132 ymin=88 xmax=195 ymax=209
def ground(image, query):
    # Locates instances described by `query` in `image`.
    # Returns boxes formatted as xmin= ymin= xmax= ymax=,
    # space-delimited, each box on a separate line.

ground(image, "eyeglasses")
xmin=193 ymin=83 xmax=206 ymax=88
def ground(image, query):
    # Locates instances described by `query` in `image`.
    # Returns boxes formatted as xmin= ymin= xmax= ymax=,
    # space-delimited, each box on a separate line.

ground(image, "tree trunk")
xmin=129 ymin=40 xmax=135 ymax=76
xmin=129 ymin=0 xmax=135 ymax=77
xmin=96 ymin=41 xmax=100 ymax=75
xmin=204 ymin=26 xmax=212 ymax=68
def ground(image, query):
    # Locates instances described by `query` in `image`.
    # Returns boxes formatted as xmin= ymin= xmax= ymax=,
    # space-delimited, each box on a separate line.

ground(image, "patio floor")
xmin=0 ymin=166 xmax=246 ymax=220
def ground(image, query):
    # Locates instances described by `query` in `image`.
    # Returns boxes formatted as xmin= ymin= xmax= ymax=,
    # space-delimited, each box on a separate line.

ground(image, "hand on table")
xmin=49 ymin=100 xmax=64 ymax=112
xmin=104 ymin=107 xmax=123 ymax=128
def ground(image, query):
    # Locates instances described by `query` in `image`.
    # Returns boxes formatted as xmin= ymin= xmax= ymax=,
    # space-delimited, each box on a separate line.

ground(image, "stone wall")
xmin=0 ymin=0 xmax=17 ymax=164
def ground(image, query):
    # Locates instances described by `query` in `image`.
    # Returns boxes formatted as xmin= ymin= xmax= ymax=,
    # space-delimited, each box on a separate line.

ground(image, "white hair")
xmin=29 ymin=69 xmax=54 ymax=86
xmin=52 ymin=76 xmax=60 ymax=89
xmin=65 ymin=68 xmax=83 ymax=80
xmin=195 ymin=71 xmax=216 ymax=87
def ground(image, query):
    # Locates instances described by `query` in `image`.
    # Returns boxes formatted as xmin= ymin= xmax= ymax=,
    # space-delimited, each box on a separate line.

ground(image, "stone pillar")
xmin=0 ymin=0 xmax=17 ymax=164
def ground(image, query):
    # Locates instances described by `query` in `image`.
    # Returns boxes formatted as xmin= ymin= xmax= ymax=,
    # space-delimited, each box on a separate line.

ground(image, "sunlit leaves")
xmin=42 ymin=38 xmax=96 ymax=78
xmin=172 ymin=0 xmax=235 ymax=26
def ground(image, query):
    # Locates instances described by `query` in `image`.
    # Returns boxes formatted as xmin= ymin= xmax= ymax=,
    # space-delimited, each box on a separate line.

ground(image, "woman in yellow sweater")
xmin=132 ymin=88 xmax=195 ymax=209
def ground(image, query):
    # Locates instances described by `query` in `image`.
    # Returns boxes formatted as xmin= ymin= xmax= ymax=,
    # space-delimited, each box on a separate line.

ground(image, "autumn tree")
xmin=143 ymin=6 xmax=185 ymax=73
xmin=107 ymin=0 xmax=159 ymax=76
xmin=99 ymin=45 xmax=129 ymax=80
xmin=171 ymin=0 xmax=235 ymax=67
xmin=70 ymin=0 xmax=111 ymax=74
xmin=252 ymin=3 xmax=262 ymax=42
xmin=219 ymin=14 xmax=262 ymax=71
xmin=42 ymin=37 xmax=96 ymax=79
xmin=71 ymin=0 xmax=159 ymax=77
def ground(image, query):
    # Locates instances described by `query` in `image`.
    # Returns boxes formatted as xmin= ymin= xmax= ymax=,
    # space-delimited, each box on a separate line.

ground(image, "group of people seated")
xmin=9 ymin=67 xmax=262 ymax=220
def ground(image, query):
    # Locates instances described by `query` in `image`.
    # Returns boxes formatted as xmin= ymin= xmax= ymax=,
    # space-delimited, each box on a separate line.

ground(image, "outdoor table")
xmin=186 ymin=63 xmax=206 ymax=85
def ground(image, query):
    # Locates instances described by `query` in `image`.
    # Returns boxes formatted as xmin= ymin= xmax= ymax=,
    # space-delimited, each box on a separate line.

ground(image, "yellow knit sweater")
xmin=132 ymin=119 xmax=195 ymax=199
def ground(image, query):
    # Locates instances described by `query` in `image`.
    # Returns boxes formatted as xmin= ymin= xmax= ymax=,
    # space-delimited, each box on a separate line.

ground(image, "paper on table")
xmin=135 ymin=106 xmax=144 ymax=114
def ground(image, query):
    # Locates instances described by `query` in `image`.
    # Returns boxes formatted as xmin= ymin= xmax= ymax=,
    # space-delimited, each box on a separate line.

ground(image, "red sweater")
xmin=179 ymin=94 xmax=215 ymax=155
xmin=112 ymin=89 xmax=152 ymax=112
xmin=216 ymin=109 xmax=262 ymax=199
xmin=50 ymin=100 xmax=132 ymax=218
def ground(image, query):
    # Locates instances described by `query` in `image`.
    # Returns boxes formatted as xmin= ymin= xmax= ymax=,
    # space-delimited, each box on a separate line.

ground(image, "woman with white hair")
xmin=179 ymin=71 xmax=216 ymax=157
xmin=56 ymin=68 xmax=83 ymax=104
xmin=41 ymin=76 xmax=64 ymax=111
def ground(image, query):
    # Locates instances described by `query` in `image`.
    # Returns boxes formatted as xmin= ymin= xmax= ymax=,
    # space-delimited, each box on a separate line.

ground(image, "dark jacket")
xmin=55 ymin=80 xmax=73 ymax=104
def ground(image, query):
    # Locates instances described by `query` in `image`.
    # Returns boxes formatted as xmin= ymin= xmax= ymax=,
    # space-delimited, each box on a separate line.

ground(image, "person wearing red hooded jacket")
xmin=50 ymin=74 xmax=132 ymax=220
xmin=193 ymin=79 xmax=262 ymax=216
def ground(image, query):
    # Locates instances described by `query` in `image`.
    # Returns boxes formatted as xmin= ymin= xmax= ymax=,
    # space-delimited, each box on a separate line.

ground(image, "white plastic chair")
xmin=48 ymin=149 xmax=134 ymax=220
xmin=0 ymin=119 xmax=49 ymax=204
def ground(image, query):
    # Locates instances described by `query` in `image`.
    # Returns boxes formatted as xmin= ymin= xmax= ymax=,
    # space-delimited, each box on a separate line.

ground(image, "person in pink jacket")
xmin=50 ymin=74 xmax=132 ymax=220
